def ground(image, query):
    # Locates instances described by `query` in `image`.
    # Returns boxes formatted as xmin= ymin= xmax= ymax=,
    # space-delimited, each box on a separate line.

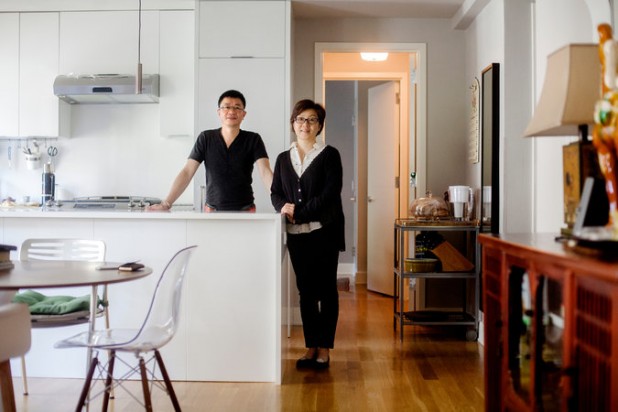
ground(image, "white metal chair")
xmin=16 ymin=238 xmax=107 ymax=395
xmin=55 ymin=245 xmax=197 ymax=412
xmin=0 ymin=303 xmax=32 ymax=412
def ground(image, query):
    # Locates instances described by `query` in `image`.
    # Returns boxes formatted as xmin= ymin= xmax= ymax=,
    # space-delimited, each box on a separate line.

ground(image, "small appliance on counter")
xmin=41 ymin=163 xmax=55 ymax=206
xmin=448 ymin=185 xmax=473 ymax=221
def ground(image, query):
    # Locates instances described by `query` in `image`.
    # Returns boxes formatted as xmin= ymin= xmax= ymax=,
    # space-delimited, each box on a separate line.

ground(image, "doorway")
xmin=316 ymin=43 xmax=427 ymax=296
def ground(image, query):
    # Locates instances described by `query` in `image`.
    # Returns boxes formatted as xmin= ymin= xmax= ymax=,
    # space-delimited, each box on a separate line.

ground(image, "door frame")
xmin=314 ymin=42 xmax=428 ymax=283
xmin=314 ymin=42 xmax=427 ymax=197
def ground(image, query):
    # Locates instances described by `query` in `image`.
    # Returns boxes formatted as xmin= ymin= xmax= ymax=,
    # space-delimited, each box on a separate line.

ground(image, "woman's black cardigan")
xmin=271 ymin=145 xmax=345 ymax=252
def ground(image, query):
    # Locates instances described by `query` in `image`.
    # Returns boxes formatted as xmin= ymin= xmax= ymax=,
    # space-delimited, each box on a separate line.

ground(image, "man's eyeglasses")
xmin=294 ymin=117 xmax=319 ymax=125
xmin=218 ymin=106 xmax=245 ymax=112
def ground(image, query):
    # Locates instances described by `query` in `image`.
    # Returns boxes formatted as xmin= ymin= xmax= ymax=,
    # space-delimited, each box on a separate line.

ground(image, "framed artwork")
xmin=469 ymin=77 xmax=480 ymax=163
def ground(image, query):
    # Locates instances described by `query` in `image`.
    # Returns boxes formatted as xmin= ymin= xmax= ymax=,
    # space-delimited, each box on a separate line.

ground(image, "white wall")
xmin=532 ymin=0 xmax=604 ymax=233
xmin=464 ymin=0 xmax=506 ymax=227
xmin=293 ymin=17 xmax=468 ymax=197
xmin=463 ymin=0 xmax=612 ymax=234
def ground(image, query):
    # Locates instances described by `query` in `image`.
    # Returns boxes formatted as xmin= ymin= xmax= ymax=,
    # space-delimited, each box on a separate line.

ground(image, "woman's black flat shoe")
xmin=296 ymin=356 xmax=316 ymax=369
xmin=314 ymin=357 xmax=330 ymax=370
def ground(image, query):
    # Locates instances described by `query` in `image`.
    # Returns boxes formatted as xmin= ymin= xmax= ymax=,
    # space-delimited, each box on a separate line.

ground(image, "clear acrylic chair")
xmin=17 ymin=238 xmax=107 ymax=396
xmin=55 ymin=245 xmax=197 ymax=412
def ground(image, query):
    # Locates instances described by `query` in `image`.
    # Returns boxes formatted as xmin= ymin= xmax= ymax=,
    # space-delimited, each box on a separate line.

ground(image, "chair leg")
xmin=0 ymin=360 xmax=17 ymax=412
xmin=101 ymin=350 xmax=116 ymax=412
xmin=138 ymin=357 xmax=153 ymax=412
xmin=103 ymin=304 xmax=115 ymax=400
xmin=154 ymin=350 xmax=181 ymax=412
xmin=75 ymin=356 xmax=98 ymax=412
xmin=20 ymin=355 xmax=28 ymax=395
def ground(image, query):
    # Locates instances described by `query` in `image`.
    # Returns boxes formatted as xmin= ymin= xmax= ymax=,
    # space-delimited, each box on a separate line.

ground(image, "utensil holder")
xmin=24 ymin=153 xmax=42 ymax=170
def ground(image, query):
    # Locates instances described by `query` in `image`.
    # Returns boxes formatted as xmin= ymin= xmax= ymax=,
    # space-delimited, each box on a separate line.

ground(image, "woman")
xmin=271 ymin=99 xmax=345 ymax=370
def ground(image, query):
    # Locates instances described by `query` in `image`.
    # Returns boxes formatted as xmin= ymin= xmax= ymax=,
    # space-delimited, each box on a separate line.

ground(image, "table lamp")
xmin=524 ymin=44 xmax=602 ymax=236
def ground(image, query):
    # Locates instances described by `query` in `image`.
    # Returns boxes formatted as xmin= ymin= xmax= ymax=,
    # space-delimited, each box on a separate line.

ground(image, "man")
xmin=148 ymin=90 xmax=273 ymax=212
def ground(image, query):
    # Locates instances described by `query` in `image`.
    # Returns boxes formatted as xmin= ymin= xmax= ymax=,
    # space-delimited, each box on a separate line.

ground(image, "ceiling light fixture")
xmin=360 ymin=52 xmax=388 ymax=62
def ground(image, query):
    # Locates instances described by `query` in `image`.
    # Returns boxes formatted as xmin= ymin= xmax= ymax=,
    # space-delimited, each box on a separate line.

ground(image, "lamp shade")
xmin=524 ymin=44 xmax=601 ymax=137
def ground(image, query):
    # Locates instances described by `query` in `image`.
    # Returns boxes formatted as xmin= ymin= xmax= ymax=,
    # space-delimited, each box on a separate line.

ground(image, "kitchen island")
xmin=0 ymin=208 xmax=285 ymax=383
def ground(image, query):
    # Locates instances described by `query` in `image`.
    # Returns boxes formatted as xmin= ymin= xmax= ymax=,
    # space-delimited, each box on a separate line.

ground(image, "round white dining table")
xmin=0 ymin=260 xmax=152 ymax=411
xmin=0 ymin=261 xmax=152 ymax=290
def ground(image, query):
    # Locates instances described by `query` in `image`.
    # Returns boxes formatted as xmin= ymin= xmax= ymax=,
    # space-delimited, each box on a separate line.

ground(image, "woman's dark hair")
xmin=290 ymin=99 xmax=326 ymax=135
xmin=218 ymin=89 xmax=246 ymax=108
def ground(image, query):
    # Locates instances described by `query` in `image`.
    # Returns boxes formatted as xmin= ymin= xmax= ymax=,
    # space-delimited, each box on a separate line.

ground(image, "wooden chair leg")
xmin=20 ymin=355 xmax=28 ymax=395
xmin=101 ymin=350 xmax=116 ymax=412
xmin=0 ymin=360 xmax=17 ymax=412
xmin=75 ymin=356 xmax=98 ymax=412
xmin=154 ymin=350 xmax=181 ymax=412
xmin=138 ymin=357 xmax=153 ymax=412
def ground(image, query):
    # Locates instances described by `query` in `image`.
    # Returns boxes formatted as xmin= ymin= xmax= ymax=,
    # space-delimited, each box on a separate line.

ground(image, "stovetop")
xmin=64 ymin=196 xmax=162 ymax=209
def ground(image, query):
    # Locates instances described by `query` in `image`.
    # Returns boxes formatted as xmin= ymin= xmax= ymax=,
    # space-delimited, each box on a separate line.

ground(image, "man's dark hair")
xmin=218 ymin=90 xmax=246 ymax=108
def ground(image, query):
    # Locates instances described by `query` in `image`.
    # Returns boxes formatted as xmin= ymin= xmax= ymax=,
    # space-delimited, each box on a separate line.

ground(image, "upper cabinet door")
xmin=0 ymin=13 xmax=19 ymax=136
xmin=199 ymin=1 xmax=286 ymax=58
xmin=197 ymin=58 xmax=286 ymax=212
xmin=159 ymin=10 xmax=195 ymax=138
xmin=59 ymin=11 xmax=159 ymax=74
xmin=19 ymin=13 xmax=62 ymax=137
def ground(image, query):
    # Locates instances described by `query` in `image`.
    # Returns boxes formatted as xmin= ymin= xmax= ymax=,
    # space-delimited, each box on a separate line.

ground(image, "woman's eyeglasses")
xmin=294 ymin=117 xmax=319 ymax=125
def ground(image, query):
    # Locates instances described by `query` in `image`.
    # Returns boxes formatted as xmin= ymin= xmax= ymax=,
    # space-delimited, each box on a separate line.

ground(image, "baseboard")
xmin=355 ymin=270 xmax=367 ymax=284
xmin=337 ymin=263 xmax=354 ymax=277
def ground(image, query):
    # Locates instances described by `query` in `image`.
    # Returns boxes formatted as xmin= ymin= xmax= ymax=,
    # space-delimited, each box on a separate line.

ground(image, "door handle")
xmin=350 ymin=197 xmax=356 ymax=202
xmin=368 ymin=196 xmax=374 ymax=202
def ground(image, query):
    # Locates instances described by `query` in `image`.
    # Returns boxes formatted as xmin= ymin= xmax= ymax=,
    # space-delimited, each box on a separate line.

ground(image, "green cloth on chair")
xmin=12 ymin=290 xmax=94 ymax=315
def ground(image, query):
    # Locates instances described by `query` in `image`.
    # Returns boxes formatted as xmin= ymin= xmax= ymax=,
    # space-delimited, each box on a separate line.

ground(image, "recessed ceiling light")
xmin=360 ymin=52 xmax=388 ymax=62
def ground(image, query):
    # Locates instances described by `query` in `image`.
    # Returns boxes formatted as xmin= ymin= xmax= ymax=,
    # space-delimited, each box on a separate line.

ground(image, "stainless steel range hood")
xmin=53 ymin=74 xmax=159 ymax=104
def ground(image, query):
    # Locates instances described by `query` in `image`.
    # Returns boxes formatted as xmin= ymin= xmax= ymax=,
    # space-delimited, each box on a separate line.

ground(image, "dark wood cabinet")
xmin=479 ymin=233 xmax=618 ymax=411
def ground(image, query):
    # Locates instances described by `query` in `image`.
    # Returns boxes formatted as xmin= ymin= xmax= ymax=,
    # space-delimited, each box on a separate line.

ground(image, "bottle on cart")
xmin=41 ymin=162 xmax=55 ymax=206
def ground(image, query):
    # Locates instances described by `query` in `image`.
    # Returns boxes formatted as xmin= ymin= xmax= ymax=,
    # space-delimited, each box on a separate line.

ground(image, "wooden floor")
xmin=12 ymin=285 xmax=484 ymax=411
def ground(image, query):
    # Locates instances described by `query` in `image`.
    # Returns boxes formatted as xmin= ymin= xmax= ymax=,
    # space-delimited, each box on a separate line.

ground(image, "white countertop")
xmin=0 ymin=206 xmax=281 ymax=220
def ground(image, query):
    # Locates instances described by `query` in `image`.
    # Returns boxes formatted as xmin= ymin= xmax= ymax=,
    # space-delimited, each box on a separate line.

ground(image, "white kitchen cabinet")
xmin=186 ymin=218 xmax=281 ymax=382
xmin=159 ymin=10 xmax=195 ymax=138
xmin=0 ymin=13 xmax=64 ymax=138
xmin=197 ymin=58 xmax=287 ymax=211
xmin=199 ymin=1 xmax=286 ymax=58
xmin=1 ymin=212 xmax=284 ymax=383
xmin=196 ymin=0 xmax=290 ymax=212
xmin=0 ymin=13 xmax=19 ymax=137
xmin=59 ymin=11 xmax=159 ymax=76
xmin=19 ymin=13 xmax=67 ymax=138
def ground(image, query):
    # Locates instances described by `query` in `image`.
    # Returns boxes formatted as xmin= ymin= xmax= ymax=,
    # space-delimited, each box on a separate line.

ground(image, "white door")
xmin=367 ymin=81 xmax=400 ymax=295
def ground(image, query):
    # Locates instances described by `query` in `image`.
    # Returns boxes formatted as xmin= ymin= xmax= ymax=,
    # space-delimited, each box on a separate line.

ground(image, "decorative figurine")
xmin=593 ymin=23 xmax=618 ymax=238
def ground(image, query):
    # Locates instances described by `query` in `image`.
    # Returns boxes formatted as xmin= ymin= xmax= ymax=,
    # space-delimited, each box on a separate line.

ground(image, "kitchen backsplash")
xmin=0 ymin=104 xmax=194 ymax=204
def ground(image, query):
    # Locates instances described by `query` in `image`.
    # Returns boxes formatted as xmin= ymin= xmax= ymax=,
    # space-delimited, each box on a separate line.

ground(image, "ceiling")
xmin=292 ymin=0 xmax=467 ymax=19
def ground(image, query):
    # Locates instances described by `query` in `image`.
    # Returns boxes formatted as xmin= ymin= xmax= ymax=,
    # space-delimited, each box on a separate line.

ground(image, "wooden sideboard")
xmin=479 ymin=233 xmax=618 ymax=411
